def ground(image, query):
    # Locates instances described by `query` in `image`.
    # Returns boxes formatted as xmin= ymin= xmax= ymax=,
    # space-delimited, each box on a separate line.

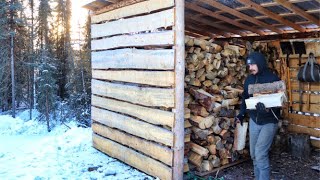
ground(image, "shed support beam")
xmin=237 ymin=0 xmax=306 ymax=32
xmin=185 ymin=2 xmax=265 ymax=35
xmin=274 ymin=0 xmax=320 ymax=26
xmin=199 ymin=0 xmax=283 ymax=34
xmin=173 ymin=0 xmax=185 ymax=179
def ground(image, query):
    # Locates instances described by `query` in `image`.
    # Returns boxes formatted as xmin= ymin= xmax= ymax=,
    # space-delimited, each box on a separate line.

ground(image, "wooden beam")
xmin=288 ymin=124 xmax=320 ymax=137
xmin=186 ymin=13 xmax=246 ymax=36
xmin=82 ymin=0 xmax=109 ymax=11
xmin=92 ymin=79 xmax=174 ymax=108
xmin=185 ymin=26 xmax=217 ymax=38
xmin=199 ymin=0 xmax=283 ymax=34
xmin=214 ymin=31 xmax=320 ymax=41
xmin=92 ymin=123 xmax=173 ymax=166
xmin=173 ymin=0 xmax=185 ymax=179
xmin=92 ymin=70 xmax=175 ymax=87
xmin=185 ymin=2 xmax=264 ymax=35
xmin=287 ymin=113 xmax=320 ymax=128
xmin=217 ymin=0 xmax=312 ymax=12
xmin=274 ymin=0 xmax=320 ymax=26
xmin=91 ymin=0 xmax=174 ymax=23
xmin=91 ymin=30 xmax=174 ymax=50
xmin=93 ymin=134 xmax=172 ymax=179
xmin=91 ymin=8 xmax=174 ymax=38
xmin=92 ymin=49 xmax=175 ymax=70
xmin=92 ymin=95 xmax=175 ymax=127
xmin=92 ymin=107 xmax=174 ymax=146
xmin=93 ymin=0 xmax=146 ymax=15
xmin=186 ymin=20 xmax=230 ymax=38
xmin=236 ymin=0 xmax=306 ymax=32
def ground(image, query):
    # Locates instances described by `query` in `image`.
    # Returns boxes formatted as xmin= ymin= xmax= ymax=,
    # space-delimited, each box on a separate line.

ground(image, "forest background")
xmin=0 ymin=0 xmax=92 ymax=131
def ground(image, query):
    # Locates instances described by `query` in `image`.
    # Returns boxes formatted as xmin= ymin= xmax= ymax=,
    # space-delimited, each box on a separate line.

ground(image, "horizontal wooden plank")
xmin=92 ymin=79 xmax=174 ymax=107
xmin=291 ymin=103 xmax=320 ymax=113
xmin=92 ymin=123 xmax=173 ymax=166
xmin=93 ymin=134 xmax=172 ymax=179
xmin=92 ymin=70 xmax=174 ymax=87
xmin=288 ymin=57 xmax=320 ymax=68
xmin=91 ymin=95 xmax=174 ymax=127
xmin=91 ymin=0 xmax=174 ymax=23
xmin=290 ymin=81 xmax=320 ymax=92
xmin=288 ymin=124 xmax=320 ymax=138
xmin=92 ymin=106 xmax=174 ymax=146
xmin=311 ymin=139 xmax=320 ymax=149
xmin=92 ymin=48 xmax=174 ymax=70
xmin=92 ymin=8 xmax=174 ymax=38
xmin=287 ymin=113 xmax=320 ymax=128
xmin=92 ymin=31 xmax=174 ymax=50
xmin=292 ymin=92 xmax=320 ymax=104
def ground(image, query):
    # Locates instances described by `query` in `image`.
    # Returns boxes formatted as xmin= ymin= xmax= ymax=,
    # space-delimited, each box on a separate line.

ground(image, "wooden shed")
xmin=84 ymin=0 xmax=320 ymax=179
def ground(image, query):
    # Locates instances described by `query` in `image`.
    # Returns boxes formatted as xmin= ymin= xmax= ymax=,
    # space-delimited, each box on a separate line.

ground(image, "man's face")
xmin=249 ymin=64 xmax=258 ymax=75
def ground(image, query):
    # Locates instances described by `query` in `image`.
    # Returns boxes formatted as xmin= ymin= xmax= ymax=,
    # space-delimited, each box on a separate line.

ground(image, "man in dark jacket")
xmin=236 ymin=52 xmax=280 ymax=180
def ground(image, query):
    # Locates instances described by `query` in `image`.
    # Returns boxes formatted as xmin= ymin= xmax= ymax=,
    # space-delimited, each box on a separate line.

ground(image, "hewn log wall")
xmin=90 ymin=0 xmax=181 ymax=179
xmin=278 ymin=41 xmax=320 ymax=148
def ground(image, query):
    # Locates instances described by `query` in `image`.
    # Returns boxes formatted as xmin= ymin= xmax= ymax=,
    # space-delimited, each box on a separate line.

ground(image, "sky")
xmin=0 ymin=110 xmax=153 ymax=179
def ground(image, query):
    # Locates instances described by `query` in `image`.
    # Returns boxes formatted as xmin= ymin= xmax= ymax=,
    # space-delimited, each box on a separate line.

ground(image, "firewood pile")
xmin=184 ymin=36 xmax=250 ymax=172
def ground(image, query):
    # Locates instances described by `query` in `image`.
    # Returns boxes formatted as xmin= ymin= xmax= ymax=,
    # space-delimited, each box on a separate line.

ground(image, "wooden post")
xmin=173 ymin=0 xmax=185 ymax=179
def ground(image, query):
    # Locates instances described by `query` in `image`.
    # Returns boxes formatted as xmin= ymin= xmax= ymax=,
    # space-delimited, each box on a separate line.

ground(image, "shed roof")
xmin=84 ymin=0 xmax=320 ymax=39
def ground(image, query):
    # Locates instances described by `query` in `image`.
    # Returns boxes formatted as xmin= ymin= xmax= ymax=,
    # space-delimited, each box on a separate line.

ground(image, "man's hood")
xmin=247 ymin=52 xmax=268 ymax=75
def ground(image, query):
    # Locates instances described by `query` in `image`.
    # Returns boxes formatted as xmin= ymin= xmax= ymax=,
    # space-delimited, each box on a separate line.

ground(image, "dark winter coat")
xmin=238 ymin=52 xmax=281 ymax=125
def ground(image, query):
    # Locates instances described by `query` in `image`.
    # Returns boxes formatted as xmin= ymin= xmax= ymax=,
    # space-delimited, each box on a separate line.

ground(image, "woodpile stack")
xmin=184 ymin=36 xmax=250 ymax=172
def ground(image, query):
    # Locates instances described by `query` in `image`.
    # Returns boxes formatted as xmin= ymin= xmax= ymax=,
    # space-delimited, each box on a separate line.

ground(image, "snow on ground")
xmin=0 ymin=110 xmax=153 ymax=180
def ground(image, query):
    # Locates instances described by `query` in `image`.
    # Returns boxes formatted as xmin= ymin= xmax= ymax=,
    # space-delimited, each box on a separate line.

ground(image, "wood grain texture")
xmin=311 ymin=139 xmax=320 ymax=149
xmin=92 ymin=106 xmax=174 ymax=146
xmin=92 ymin=48 xmax=174 ymax=70
xmin=288 ymin=113 xmax=320 ymax=128
xmin=91 ymin=79 xmax=174 ymax=108
xmin=92 ymin=8 xmax=174 ymax=38
xmin=292 ymin=92 xmax=320 ymax=104
xmin=91 ymin=95 xmax=174 ymax=127
xmin=92 ymin=123 xmax=173 ymax=166
xmin=91 ymin=0 xmax=174 ymax=23
xmin=92 ymin=70 xmax=174 ymax=87
xmin=292 ymin=103 xmax=320 ymax=113
xmin=91 ymin=31 xmax=174 ymax=50
xmin=93 ymin=134 xmax=172 ymax=179
xmin=288 ymin=124 xmax=320 ymax=137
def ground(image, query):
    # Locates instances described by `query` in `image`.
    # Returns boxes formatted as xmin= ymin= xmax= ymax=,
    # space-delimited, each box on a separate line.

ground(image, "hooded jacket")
xmin=238 ymin=52 xmax=281 ymax=125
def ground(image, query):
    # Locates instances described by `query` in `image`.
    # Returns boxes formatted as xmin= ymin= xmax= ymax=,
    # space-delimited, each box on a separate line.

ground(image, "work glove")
xmin=235 ymin=114 xmax=244 ymax=126
xmin=255 ymin=102 xmax=267 ymax=113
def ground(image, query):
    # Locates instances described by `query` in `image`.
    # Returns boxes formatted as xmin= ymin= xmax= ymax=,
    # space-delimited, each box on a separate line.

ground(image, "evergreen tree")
xmin=36 ymin=49 xmax=58 ymax=132
xmin=54 ymin=0 xmax=72 ymax=99
xmin=36 ymin=0 xmax=58 ymax=131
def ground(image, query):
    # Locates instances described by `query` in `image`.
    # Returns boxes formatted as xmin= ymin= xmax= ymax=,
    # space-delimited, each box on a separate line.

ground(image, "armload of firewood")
xmin=184 ymin=36 xmax=250 ymax=172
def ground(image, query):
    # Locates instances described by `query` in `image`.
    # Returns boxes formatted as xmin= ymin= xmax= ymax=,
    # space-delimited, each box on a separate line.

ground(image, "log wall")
xmin=278 ymin=41 xmax=320 ymax=148
xmin=90 ymin=0 xmax=182 ymax=179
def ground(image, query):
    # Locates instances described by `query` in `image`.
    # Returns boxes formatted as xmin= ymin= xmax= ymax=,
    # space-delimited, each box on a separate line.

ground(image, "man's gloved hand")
xmin=255 ymin=102 xmax=267 ymax=113
xmin=235 ymin=114 xmax=244 ymax=126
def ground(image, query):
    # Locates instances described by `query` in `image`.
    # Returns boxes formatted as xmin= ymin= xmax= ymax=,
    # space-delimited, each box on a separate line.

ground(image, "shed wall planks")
xmin=91 ymin=0 xmax=174 ymax=23
xmin=288 ymin=124 xmax=320 ymax=137
xmin=288 ymin=113 xmax=320 ymax=128
xmin=92 ymin=8 xmax=174 ymax=38
xmin=92 ymin=70 xmax=175 ymax=87
xmin=92 ymin=106 xmax=174 ymax=146
xmin=91 ymin=30 xmax=174 ymax=50
xmin=91 ymin=79 xmax=174 ymax=107
xmin=93 ymin=134 xmax=172 ymax=180
xmin=91 ymin=95 xmax=174 ymax=127
xmin=92 ymin=123 xmax=173 ymax=166
xmin=92 ymin=48 xmax=174 ymax=70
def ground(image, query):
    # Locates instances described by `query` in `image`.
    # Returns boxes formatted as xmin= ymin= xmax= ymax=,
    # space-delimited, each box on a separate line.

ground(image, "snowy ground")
xmin=0 ymin=110 xmax=153 ymax=180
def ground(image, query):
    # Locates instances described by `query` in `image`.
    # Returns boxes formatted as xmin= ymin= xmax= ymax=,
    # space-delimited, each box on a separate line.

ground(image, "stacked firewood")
xmin=184 ymin=36 xmax=249 ymax=172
